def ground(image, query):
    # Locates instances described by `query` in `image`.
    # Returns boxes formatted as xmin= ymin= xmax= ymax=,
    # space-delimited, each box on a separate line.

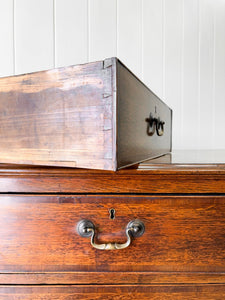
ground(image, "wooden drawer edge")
xmin=0 ymin=272 xmax=225 ymax=285
xmin=0 ymin=284 xmax=225 ymax=300
xmin=1 ymin=174 xmax=225 ymax=193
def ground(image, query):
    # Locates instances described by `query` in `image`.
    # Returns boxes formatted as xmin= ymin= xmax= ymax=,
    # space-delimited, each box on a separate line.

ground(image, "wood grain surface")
xmin=0 ymin=285 xmax=224 ymax=299
xmin=0 ymin=57 xmax=172 ymax=171
xmin=0 ymin=152 xmax=225 ymax=297
xmin=0 ymin=195 xmax=224 ymax=276
xmin=0 ymin=59 xmax=116 ymax=170
xmin=0 ymin=272 xmax=224 ymax=285
xmin=0 ymin=161 xmax=224 ymax=193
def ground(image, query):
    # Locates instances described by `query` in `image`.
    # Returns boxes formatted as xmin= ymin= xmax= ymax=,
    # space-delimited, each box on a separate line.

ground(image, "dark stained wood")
xmin=117 ymin=59 xmax=172 ymax=168
xmin=0 ymin=195 xmax=224 ymax=274
xmin=0 ymin=57 xmax=172 ymax=171
xmin=0 ymin=285 xmax=225 ymax=299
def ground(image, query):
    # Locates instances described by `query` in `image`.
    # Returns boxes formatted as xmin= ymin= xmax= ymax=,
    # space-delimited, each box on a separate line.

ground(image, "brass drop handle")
xmin=156 ymin=119 xmax=165 ymax=136
xmin=77 ymin=219 xmax=145 ymax=250
xmin=146 ymin=113 xmax=165 ymax=136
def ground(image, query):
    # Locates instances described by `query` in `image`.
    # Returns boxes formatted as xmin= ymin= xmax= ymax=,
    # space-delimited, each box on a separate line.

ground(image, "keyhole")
xmin=109 ymin=208 xmax=115 ymax=219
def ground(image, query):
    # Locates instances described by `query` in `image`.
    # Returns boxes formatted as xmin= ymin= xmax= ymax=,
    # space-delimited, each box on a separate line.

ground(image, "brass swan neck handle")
xmin=146 ymin=113 xmax=165 ymax=136
xmin=77 ymin=219 xmax=145 ymax=250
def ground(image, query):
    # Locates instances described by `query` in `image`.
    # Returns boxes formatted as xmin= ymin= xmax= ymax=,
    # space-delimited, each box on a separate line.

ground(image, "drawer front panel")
xmin=0 ymin=195 xmax=225 ymax=272
xmin=0 ymin=285 xmax=225 ymax=300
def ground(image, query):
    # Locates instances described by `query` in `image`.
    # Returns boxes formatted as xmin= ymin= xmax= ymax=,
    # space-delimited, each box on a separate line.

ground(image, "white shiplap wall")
xmin=0 ymin=0 xmax=225 ymax=149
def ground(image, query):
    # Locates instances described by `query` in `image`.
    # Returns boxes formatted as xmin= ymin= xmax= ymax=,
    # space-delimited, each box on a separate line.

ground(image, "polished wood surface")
xmin=0 ymin=150 xmax=224 ymax=193
xmin=0 ymin=150 xmax=224 ymax=298
xmin=0 ymin=285 xmax=224 ymax=300
xmin=1 ymin=272 xmax=225 ymax=285
xmin=0 ymin=57 xmax=172 ymax=171
xmin=0 ymin=195 xmax=224 ymax=275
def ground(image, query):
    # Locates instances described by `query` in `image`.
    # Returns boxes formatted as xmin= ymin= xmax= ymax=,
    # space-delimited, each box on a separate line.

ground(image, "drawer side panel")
xmin=117 ymin=59 xmax=172 ymax=169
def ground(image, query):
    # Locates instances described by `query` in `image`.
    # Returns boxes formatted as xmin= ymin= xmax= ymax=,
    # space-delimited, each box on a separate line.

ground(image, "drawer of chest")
xmin=0 ymin=195 xmax=224 ymax=274
xmin=1 ymin=285 xmax=225 ymax=300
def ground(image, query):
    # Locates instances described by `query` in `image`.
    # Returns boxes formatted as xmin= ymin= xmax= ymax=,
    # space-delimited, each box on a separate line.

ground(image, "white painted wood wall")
xmin=0 ymin=0 xmax=224 ymax=149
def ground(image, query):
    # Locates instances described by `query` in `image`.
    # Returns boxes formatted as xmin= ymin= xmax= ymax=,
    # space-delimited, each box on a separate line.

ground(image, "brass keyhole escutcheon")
xmin=109 ymin=208 xmax=115 ymax=219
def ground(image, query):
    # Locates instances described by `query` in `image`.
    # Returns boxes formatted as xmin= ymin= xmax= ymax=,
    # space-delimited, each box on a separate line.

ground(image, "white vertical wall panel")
xmin=89 ymin=0 xmax=116 ymax=62
xmin=117 ymin=0 xmax=142 ymax=78
xmin=198 ymin=0 xmax=214 ymax=149
xmin=0 ymin=0 xmax=225 ymax=149
xmin=214 ymin=0 xmax=225 ymax=148
xmin=143 ymin=0 xmax=163 ymax=99
xmin=14 ymin=0 xmax=54 ymax=74
xmin=55 ymin=0 xmax=88 ymax=68
xmin=0 ymin=0 xmax=14 ymax=77
xmin=164 ymin=0 xmax=183 ymax=149
xmin=182 ymin=0 xmax=199 ymax=149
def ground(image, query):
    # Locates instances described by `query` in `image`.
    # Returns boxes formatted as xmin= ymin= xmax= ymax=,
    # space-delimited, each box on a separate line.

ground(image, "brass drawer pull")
xmin=77 ymin=219 xmax=145 ymax=250
xmin=146 ymin=113 xmax=165 ymax=136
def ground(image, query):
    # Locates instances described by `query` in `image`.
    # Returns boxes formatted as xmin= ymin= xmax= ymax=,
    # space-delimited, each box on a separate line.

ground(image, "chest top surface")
xmin=0 ymin=150 xmax=224 ymax=194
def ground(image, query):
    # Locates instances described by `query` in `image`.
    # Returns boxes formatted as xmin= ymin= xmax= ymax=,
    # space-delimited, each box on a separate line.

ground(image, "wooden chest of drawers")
xmin=0 ymin=150 xmax=225 ymax=299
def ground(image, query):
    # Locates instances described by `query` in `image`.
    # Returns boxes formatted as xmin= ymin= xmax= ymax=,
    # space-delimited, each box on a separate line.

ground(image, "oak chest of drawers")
xmin=0 ymin=150 xmax=225 ymax=299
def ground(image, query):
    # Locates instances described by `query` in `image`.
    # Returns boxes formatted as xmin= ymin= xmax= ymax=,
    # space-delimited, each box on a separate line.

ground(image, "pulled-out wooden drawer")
xmin=0 ymin=195 xmax=224 ymax=284
xmin=0 ymin=58 xmax=172 ymax=171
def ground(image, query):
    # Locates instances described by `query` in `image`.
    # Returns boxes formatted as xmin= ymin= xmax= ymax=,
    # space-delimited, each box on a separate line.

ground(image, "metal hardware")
xmin=156 ymin=118 xmax=165 ymax=136
xmin=146 ymin=113 xmax=156 ymax=136
xmin=109 ymin=208 xmax=115 ymax=219
xmin=146 ymin=113 xmax=165 ymax=136
xmin=76 ymin=220 xmax=94 ymax=238
xmin=77 ymin=219 xmax=145 ymax=250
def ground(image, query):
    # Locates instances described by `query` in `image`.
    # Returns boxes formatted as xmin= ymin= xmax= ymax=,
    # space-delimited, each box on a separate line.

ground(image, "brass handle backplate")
xmin=77 ymin=219 xmax=145 ymax=250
